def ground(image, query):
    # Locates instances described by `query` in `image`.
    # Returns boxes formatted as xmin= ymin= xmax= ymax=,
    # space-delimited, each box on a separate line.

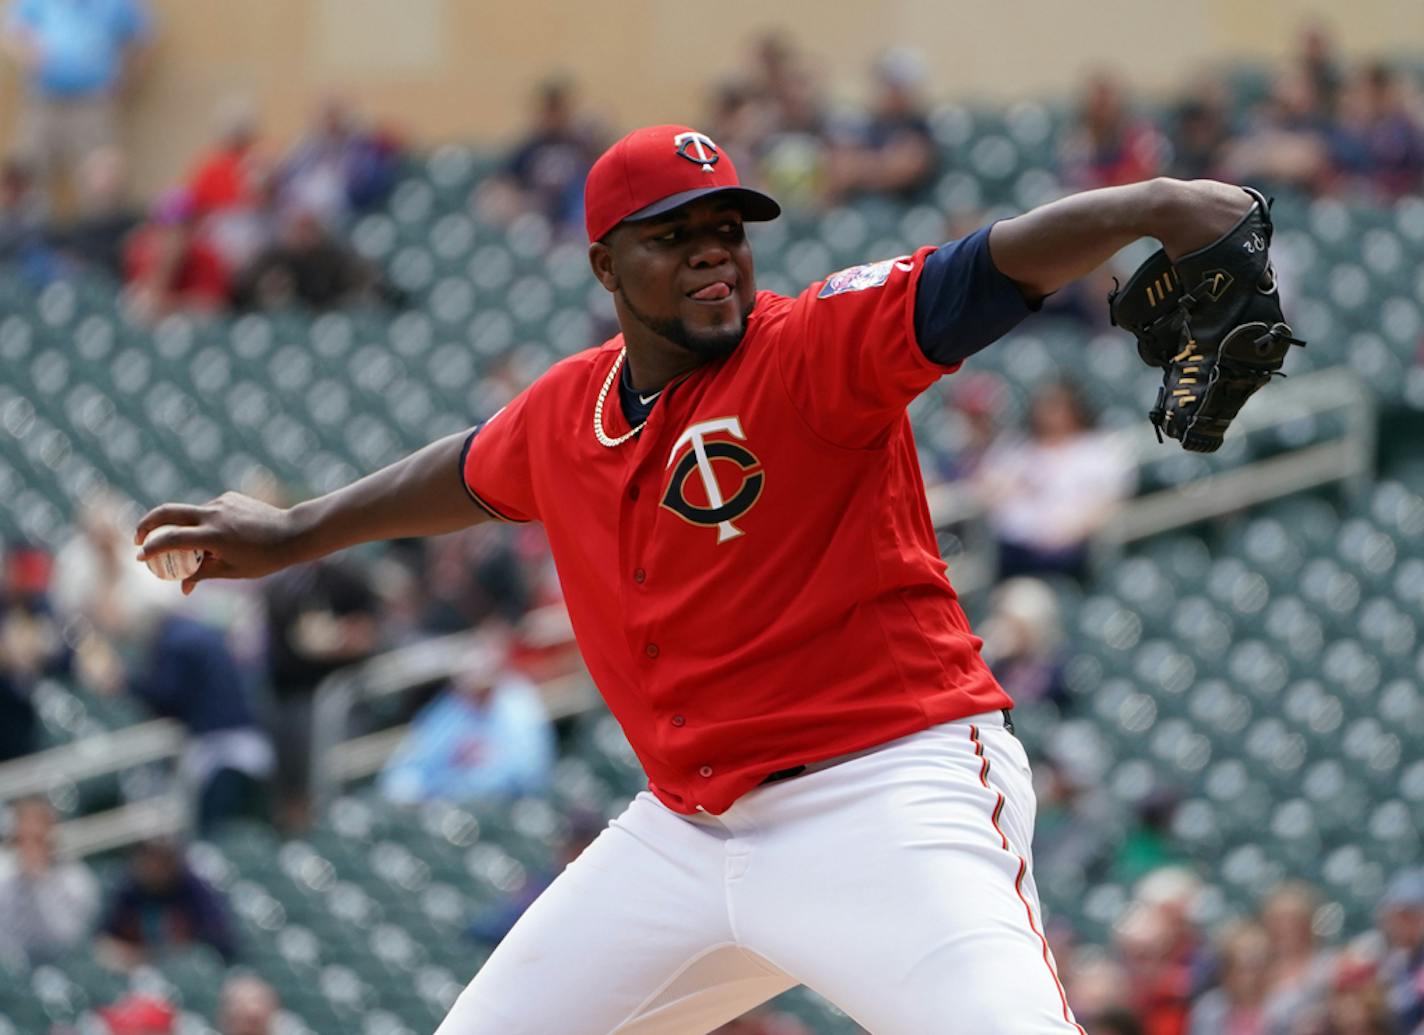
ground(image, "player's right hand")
xmin=134 ymin=492 xmax=299 ymax=595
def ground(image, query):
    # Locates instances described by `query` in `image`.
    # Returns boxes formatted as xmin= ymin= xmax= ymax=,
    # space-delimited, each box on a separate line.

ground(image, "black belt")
xmin=760 ymin=709 xmax=1016 ymax=786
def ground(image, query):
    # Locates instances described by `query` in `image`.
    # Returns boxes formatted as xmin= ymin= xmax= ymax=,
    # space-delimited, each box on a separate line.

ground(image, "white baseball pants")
xmin=434 ymin=711 xmax=1083 ymax=1034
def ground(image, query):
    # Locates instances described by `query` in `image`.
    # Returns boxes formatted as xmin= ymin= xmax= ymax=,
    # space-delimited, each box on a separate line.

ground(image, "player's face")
xmin=594 ymin=199 xmax=757 ymax=362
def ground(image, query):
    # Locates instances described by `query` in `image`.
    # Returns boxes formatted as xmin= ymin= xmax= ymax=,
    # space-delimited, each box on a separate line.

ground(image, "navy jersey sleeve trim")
xmin=458 ymin=424 xmax=528 ymax=524
xmin=912 ymin=223 xmax=1043 ymax=367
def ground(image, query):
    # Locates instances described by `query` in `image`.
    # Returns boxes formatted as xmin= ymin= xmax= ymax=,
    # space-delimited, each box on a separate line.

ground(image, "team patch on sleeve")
xmin=817 ymin=256 xmax=912 ymax=298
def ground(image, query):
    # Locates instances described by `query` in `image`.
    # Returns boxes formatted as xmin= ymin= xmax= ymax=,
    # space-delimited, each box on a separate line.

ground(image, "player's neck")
xmin=620 ymin=337 xmax=705 ymax=393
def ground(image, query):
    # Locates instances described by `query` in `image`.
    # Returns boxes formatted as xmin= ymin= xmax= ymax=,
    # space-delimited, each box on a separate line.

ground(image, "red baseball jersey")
xmin=462 ymin=246 xmax=1012 ymax=814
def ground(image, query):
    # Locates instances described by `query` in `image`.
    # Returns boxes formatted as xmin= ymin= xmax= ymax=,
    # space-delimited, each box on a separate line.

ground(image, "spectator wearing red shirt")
xmin=183 ymin=99 xmax=277 ymax=271
xmin=122 ymin=188 xmax=227 ymax=321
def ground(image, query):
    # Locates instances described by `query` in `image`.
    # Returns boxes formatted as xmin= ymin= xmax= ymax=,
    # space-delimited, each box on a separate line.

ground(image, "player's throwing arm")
xmin=134 ymin=432 xmax=493 ymax=593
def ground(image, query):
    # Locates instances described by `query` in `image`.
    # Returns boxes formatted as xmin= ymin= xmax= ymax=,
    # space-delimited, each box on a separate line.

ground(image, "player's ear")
xmin=588 ymin=241 xmax=618 ymax=292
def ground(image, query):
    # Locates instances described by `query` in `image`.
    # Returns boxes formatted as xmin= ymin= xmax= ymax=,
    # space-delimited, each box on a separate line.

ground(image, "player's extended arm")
xmin=134 ymin=431 xmax=490 ymax=593
xmin=987 ymin=177 xmax=1253 ymax=300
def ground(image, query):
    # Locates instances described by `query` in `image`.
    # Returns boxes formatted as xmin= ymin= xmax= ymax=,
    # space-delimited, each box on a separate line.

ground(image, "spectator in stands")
xmin=1305 ymin=953 xmax=1400 ymax=1035
xmin=1116 ymin=786 xmax=1188 ymax=884
xmin=421 ymin=524 xmax=533 ymax=633
xmin=54 ymin=145 xmax=142 ymax=278
xmin=736 ymin=31 xmax=827 ymax=211
xmin=978 ymin=576 xmax=1070 ymax=708
xmin=1065 ymin=948 xmax=1138 ymax=1031
xmin=1297 ymin=22 xmax=1345 ymax=118
xmin=1186 ymin=920 xmax=1271 ymax=1035
xmin=185 ymin=97 xmax=276 ymax=272
xmin=233 ymin=204 xmax=397 ymax=312
xmin=1260 ymin=881 xmax=1334 ymax=1034
xmin=474 ymin=77 xmax=602 ymax=234
xmin=1 ymin=0 xmax=154 ymax=207
xmin=96 ymin=993 xmax=176 ymax=1035
xmin=262 ymin=557 xmax=378 ymax=833
xmin=823 ymin=48 xmax=938 ymax=203
xmin=379 ymin=631 xmax=555 ymax=805
xmin=934 ymin=372 xmax=1005 ymax=484
xmin=1377 ymin=868 xmax=1424 ymax=1033
xmin=0 ymin=540 xmax=68 ymax=761
xmin=976 ymin=380 xmax=1134 ymax=581
xmin=97 ymin=837 xmax=236 ymax=967
xmin=1220 ymin=63 xmax=1334 ymax=193
xmin=0 ymin=156 xmax=65 ymax=283
xmin=125 ymin=604 xmax=274 ymax=834
xmin=1168 ymin=85 xmax=1234 ymax=182
xmin=1115 ymin=900 xmax=1198 ymax=1035
xmin=1331 ymin=63 xmax=1424 ymax=200
xmin=1059 ymin=71 xmax=1167 ymax=189
xmin=1028 ymin=727 xmax=1116 ymax=887
xmin=705 ymin=79 xmax=770 ymax=179
xmin=50 ymin=492 xmax=179 ymax=643
xmin=274 ymin=94 xmax=402 ymax=229
xmin=217 ymin=974 xmax=278 ymax=1035
xmin=122 ymin=188 xmax=230 ymax=322
xmin=0 ymin=797 xmax=99 ymax=965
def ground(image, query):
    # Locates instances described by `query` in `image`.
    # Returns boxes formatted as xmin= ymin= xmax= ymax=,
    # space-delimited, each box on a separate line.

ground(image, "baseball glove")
xmin=1108 ymin=187 xmax=1305 ymax=453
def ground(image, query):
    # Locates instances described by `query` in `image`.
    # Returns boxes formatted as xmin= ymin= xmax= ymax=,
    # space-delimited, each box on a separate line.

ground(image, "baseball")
xmin=143 ymin=539 xmax=205 ymax=582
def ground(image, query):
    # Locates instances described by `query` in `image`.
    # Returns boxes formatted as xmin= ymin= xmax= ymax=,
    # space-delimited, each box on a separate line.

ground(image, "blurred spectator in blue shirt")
xmin=96 ymin=838 xmax=237 ymax=968
xmin=1331 ymin=63 xmax=1424 ymax=201
xmin=1378 ymin=868 xmax=1424 ymax=1033
xmin=2 ymin=0 xmax=152 ymax=203
xmin=474 ymin=77 xmax=604 ymax=235
xmin=823 ymin=48 xmax=938 ymax=204
xmin=0 ymin=541 xmax=70 ymax=762
xmin=380 ymin=634 xmax=555 ymax=805
xmin=126 ymin=609 xmax=274 ymax=834
xmin=275 ymin=95 xmax=402 ymax=230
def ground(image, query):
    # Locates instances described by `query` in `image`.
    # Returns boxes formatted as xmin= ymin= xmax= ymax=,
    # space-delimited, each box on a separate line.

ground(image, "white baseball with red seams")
xmin=436 ymin=712 xmax=1083 ymax=1035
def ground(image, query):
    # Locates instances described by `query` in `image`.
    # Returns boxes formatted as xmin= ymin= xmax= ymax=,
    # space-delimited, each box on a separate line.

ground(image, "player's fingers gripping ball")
xmin=141 ymin=531 xmax=205 ymax=582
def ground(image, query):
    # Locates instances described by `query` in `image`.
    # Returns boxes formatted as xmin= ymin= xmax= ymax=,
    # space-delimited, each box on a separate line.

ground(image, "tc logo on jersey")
xmin=661 ymin=417 xmax=764 ymax=543
xmin=674 ymin=131 xmax=720 ymax=173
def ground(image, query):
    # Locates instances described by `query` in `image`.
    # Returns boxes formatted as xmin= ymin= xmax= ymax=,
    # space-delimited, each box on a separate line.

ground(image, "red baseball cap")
xmin=584 ymin=124 xmax=780 ymax=243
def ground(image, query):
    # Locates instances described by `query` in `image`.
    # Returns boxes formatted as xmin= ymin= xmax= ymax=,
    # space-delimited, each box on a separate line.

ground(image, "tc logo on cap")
xmin=674 ymin=131 xmax=720 ymax=173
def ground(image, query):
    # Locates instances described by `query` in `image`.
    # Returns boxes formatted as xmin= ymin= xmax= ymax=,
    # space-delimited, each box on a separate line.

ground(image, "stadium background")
xmin=1 ymin=1 xmax=1423 ymax=1033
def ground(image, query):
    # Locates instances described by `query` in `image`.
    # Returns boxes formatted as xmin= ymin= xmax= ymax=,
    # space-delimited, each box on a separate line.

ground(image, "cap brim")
xmin=622 ymin=185 xmax=781 ymax=227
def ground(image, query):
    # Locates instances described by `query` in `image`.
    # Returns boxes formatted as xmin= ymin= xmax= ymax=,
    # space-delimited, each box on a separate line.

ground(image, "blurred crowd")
xmin=2 ymin=0 xmax=406 ymax=323
xmin=474 ymin=25 xmax=1423 ymax=239
xmin=1058 ymin=867 xmax=1424 ymax=1035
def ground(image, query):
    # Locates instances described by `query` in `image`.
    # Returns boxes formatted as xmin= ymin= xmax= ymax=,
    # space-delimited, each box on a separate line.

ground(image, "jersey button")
xmin=627 ymin=485 xmax=640 ymax=501
xmin=644 ymin=643 xmax=660 ymax=658
xmin=633 ymin=568 xmax=646 ymax=584
xmin=671 ymin=714 xmax=685 ymax=727
xmin=699 ymin=765 xmax=713 ymax=778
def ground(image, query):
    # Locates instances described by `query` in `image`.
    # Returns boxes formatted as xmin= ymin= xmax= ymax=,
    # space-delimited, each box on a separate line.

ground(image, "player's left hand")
xmin=1108 ymin=186 xmax=1305 ymax=453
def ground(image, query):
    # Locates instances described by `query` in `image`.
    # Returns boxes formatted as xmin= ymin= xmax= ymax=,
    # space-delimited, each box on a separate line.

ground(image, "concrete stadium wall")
xmin=0 ymin=0 xmax=1420 ymax=196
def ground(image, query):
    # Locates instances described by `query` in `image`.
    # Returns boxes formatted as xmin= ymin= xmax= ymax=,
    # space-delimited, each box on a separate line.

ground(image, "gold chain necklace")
xmin=593 ymin=347 xmax=644 ymax=447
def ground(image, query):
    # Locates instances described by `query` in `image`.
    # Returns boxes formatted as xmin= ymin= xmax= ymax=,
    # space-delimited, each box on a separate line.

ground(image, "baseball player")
xmin=136 ymin=124 xmax=1286 ymax=1033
